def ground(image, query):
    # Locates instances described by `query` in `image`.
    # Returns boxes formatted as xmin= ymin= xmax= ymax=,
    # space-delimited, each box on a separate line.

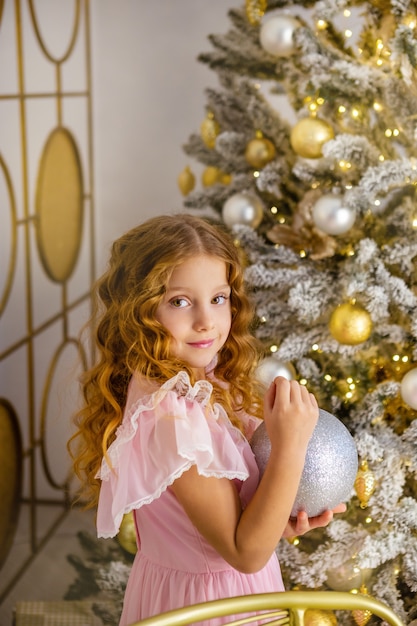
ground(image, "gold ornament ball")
xmin=117 ymin=511 xmax=138 ymax=555
xmin=202 ymin=166 xmax=231 ymax=187
xmin=290 ymin=117 xmax=334 ymax=159
xmin=177 ymin=166 xmax=195 ymax=196
xmin=304 ymin=609 xmax=337 ymax=626
xmin=200 ymin=113 xmax=220 ymax=149
xmin=329 ymin=302 xmax=372 ymax=345
xmin=245 ymin=137 xmax=276 ymax=169
xmin=202 ymin=166 xmax=221 ymax=187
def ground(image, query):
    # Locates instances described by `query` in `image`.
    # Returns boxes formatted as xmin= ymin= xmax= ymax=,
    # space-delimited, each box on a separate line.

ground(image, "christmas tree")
xmin=178 ymin=1 xmax=417 ymax=623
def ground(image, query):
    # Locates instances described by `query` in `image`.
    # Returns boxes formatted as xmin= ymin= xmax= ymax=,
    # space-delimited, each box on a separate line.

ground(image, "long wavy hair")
xmin=69 ymin=213 xmax=265 ymax=507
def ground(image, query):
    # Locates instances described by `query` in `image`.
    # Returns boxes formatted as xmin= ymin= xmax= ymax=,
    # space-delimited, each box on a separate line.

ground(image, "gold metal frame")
xmin=0 ymin=0 xmax=95 ymax=603
xmin=132 ymin=591 xmax=405 ymax=626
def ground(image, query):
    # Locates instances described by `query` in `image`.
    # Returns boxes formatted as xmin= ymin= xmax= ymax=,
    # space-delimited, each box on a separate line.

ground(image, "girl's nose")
xmin=193 ymin=306 xmax=214 ymax=331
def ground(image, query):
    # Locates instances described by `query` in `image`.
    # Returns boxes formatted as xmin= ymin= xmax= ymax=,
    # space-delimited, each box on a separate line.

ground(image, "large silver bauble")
xmin=260 ymin=14 xmax=300 ymax=57
xmin=312 ymin=194 xmax=356 ymax=235
xmin=250 ymin=408 xmax=358 ymax=518
xmin=222 ymin=192 xmax=264 ymax=228
xmin=255 ymin=357 xmax=296 ymax=386
xmin=401 ymin=367 xmax=417 ymax=410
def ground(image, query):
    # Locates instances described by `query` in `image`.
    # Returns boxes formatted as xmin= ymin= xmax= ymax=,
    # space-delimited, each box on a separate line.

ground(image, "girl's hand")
xmin=282 ymin=503 xmax=347 ymax=539
xmin=263 ymin=377 xmax=319 ymax=455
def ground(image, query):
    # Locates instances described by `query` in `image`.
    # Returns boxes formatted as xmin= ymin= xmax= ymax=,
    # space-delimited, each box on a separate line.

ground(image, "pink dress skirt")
xmin=96 ymin=371 xmax=285 ymax=625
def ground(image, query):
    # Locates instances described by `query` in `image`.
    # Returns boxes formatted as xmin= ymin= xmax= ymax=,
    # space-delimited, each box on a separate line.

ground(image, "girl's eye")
xmin=170 ymin=297 xmax=189 ymax=308
xmin=212 ymin=294 xmax=229 ymax=305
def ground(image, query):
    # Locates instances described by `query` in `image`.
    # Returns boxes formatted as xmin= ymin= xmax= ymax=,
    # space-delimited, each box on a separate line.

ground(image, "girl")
xmin=70 ymin=213 xmax=345 ymax=625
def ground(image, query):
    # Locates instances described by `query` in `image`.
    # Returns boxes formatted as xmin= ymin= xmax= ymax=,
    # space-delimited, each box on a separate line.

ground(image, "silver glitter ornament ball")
xmin=250 ymin=408 xmax=358 ymax=518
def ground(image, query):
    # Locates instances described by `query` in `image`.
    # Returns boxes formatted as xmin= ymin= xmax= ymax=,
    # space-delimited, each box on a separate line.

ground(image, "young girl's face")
xmin=156 ymin=254 xmax=232 ymax=379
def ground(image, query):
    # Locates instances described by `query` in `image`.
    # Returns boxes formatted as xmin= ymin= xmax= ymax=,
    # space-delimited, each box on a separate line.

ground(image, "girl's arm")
xmin=171 ymin=377 xmax=328 ymax=574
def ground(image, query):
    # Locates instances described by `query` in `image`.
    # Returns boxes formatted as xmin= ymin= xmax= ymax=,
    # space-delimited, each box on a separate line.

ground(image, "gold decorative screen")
xmin=0 ymin=0 xmax=95 ymax=602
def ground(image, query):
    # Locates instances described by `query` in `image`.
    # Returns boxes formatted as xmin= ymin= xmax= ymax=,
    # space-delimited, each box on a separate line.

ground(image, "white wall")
xmin=90 ymin=0 xmax=230 ymax=272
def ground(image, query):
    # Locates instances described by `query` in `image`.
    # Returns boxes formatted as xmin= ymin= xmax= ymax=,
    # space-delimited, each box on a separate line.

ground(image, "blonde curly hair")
xmin=69 ymin=213 xmax=265 ymax=507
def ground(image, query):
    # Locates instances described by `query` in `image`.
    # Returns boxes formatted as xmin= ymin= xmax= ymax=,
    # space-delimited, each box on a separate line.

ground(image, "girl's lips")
xmin=188 ymin=339 xmax=214 ymax=348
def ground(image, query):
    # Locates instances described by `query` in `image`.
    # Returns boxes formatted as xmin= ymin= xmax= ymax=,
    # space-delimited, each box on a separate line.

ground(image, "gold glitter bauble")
xmin=200 ymin=112 xmax=220 ymax=149
xmin=329 ymin=302 xmax=372 ymax=345
xmin=245 ymin=0 xmax=267 ymax=25
xmin=177 ymin=166 xmax=195 ymax=196
xmin=290 ymin=117 xmax=334 ymax=159
xmin=117 ymin=511 xmax=137 ymax=555
xmin=304 ymin=609 xmax=337 ymax=626
xmin=245 ymin=136 xmax=276 ymax=168
xmin=201 ymin=166 xmax=231 ymax=187
xmin=202 ymin=166 xmax=220 ymax=187
xmin=354 ymin=460 xmax=376 ymax=509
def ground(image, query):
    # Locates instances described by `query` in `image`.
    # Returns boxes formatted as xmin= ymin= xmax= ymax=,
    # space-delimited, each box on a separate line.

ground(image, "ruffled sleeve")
xmin=96 ymin=371 xmax=258 ymax=538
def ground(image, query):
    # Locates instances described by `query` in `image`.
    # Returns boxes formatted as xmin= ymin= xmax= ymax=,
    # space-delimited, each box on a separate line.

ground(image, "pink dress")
xmin=96 ymin=371 xmax=284 ymax=625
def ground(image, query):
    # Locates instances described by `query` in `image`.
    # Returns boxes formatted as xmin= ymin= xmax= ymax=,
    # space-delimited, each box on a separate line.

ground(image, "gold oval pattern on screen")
xmin=0 ymin=399 xmax=22 ymax=568
xmin=28 ymin=0 xmax=81 ymax=63
xmin=35 ymin=127 xmax=84 ymax=283
xmin=0 ymin=156 xmax=17 ymax=315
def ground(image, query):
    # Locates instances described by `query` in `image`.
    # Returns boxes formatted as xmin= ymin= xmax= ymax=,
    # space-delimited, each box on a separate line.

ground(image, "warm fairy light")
xmin=299 ymin=379 xmax=307 ymax=386
xmin=346 ymin=391 xmax=353 ymax=399
xmin=277 ymin=215 xmax=286 ymax=224
xmin=338 ymin=105 xmax=346 ymax=113
xmin=253 ymin=171 xmax=260 ymax=178
xmin=292 ymin=537 xmax=300 ymax=546
xmin=376 ymin=39 xmax=384 ymax=50
xmin=374 ymin=199 xmax=381 ymax=207
xmin=339 ymin=160 xmax=352 ymax=170
xmin=402 ymin=356 xmax=409 ymax=363
xmin=412 ymin=217 xmax=417 ymax=228
xmin=317 ymin=97 xmax=325 ymax=105
xmin=347 ymin=377 xmax=353 ymax=383
xmin=300 ymin=249 xmax=307 ymax=258
xmin=344 ymin=29 xmax=353 ymax=38
xmin=312 ymin=344 xmax=319 ymax=351
xmin=351 ymin=107 xmax=360 ymax=119
xmin=317 ymin=19 xmax=327 ymax=30
xmin=270 ymin=345 xmax=278 ymax=353
xmin=379 ymin=155 xmax=385 ymax=162
xmin=365 ymin=516 xmax=372 ymax=524
xmin=260 ymin=316 xmax=267 ymax=323
xmin=345 ymin=184 xmax=352 ymax=189
xmin=270 ymin=205 xmax=278 ymax=214
xmin=393 ymin=128 xmax=400 ymax=136
xmin=351 ymin=589 xmax=359 ymax=595
xmin=324 ymin=374 xmax=332 ymax=381
xmin=376 ymin=59 xmax=383 ymax=66
xmin=385 ymin=129 xmax=393 ymax=137
xmin=309 ymin=102 xmax=318 ymax=113
xmin=393 ymin=354 xmax=400 ymax=362
xmin=349 ymin=383 xmax=356 ymax=390
xmin=373 ymin=101 xmax=383 ymax=112
xmin=344 ymin=9 xmax=351 ymax=17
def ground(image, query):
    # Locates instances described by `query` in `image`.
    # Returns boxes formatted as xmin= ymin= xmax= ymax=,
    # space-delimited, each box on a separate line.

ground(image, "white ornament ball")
xmin=401 ymin=367 xmax=417 ymax=410
xmin=326 ymin=557 xmax=372 ymax=591
xmin=255 ymin=357 xmax=296 ymax=386
xmin=312 ymin=194 xmax=356 ymax=235
xmin=260 ymin=14 xmax=300 ymax=57
xmin=222 ymin=192 xmax=264 ymax=229
xmin=250 ymin=408 xmax=358 ymax=518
